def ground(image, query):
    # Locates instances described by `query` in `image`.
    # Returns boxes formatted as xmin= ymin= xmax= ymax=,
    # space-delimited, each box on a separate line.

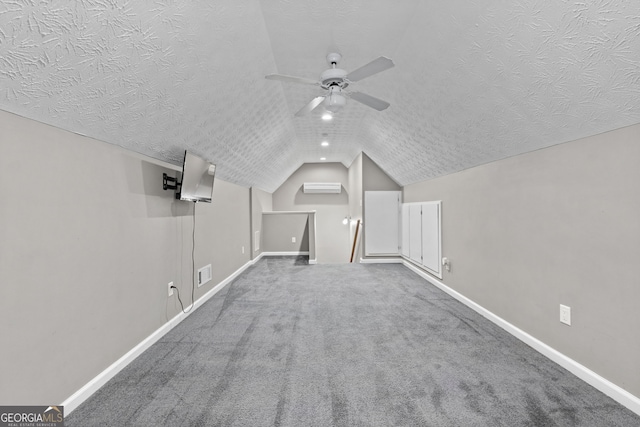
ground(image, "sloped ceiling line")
xmin=1 ymin=1 xmax=639 ymax=192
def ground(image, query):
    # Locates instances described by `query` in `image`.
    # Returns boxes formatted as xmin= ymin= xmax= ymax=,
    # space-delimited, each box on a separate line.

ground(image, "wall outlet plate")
xmin=560 ymin=304 xmax=571 ymax=326
xmin=168 ymin=281 xmax=174 ymax=297
xmin=292 ymin=237 xmax=296 ymax=243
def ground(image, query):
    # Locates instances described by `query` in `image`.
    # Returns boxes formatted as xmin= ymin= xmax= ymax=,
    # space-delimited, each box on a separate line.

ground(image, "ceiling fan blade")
xmin=295 ymin=96 xmax=326 ymax=117
xmin=347 ymin=91 xmax=390 ymax=111
xmin=265 ymin=74 xmax=319 ymax=85
xmin=346 ymin=56 xmax=394 ymax=82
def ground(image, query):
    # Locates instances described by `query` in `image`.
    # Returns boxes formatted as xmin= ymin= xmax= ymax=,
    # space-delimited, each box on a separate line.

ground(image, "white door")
xmin=409 ymin=204 xmax=422 ymax=264
xmin=421 ymin=202 xmax=441 ymax=274
xmin=402 ymin=201 xmax=443 ymax=279
xmin=401 ymin=204 xmax=410 ymax=257
xmin=364 ymin=191 xmax=401 ymax=255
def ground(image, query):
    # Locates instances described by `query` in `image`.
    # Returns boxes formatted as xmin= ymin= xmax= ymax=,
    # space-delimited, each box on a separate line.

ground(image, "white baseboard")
xmin=260 ymin=251 xmax=315 ymax=263
xmin=359 ymin=257 xmax=403 ymax=264
xmin=402 ymin=260 xmax=640 ymax=416
xmin=251 ymin=252 xmax=265 ymax=263
xmin=261 ymin=251 xmax=309 ymax=256
xmin=62 ymin=258 xmax=256 ymax=414
xmin=261 ymin=252 xmax=315 ymax=263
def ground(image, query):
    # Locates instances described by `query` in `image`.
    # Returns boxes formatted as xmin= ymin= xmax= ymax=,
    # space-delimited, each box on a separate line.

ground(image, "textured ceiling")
xmin=1 ymin=1 xmax=639 ymax=192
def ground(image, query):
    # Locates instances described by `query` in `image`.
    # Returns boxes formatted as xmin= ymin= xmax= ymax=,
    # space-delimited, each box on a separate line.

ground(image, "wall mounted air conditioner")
xmin=303 ymin=182 xmax=342 ymax=194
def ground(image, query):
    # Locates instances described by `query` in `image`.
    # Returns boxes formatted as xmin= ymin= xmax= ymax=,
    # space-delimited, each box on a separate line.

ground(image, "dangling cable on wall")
xmin=173 ymin=202 xmax=197 ymax=314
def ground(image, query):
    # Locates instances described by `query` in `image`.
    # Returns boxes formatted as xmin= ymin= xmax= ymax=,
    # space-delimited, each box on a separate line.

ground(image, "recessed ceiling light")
xmin=321 ymin=113 xmax=332 ymax=121
xmin=321 ymin=141 xmax=329 ymax=147
xmin=320 ymin=157 xmax=326 ymax=161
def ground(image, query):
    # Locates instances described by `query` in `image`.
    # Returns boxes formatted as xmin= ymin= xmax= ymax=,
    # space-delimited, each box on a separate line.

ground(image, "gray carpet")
xmin=67 ymin=257 xmax=640 ymax=426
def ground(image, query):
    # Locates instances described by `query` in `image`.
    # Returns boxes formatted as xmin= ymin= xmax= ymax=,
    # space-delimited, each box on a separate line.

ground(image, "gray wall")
xmin=362 ymin=152 xmax=401 ymax=192
xmin=0 ymin=110 xmax=251 ymax=405
xmin=403 ymin=124 xmax=640 ymax=397
xmin=348 ymin=153 xmax=363 ymax=221
xmin=272 ymin=163 xmax=350 ymax=263
xmin=262 ymin=213 xmax=310 ymax=253
xmin=250 ymin=187 xmax=273 ymax=257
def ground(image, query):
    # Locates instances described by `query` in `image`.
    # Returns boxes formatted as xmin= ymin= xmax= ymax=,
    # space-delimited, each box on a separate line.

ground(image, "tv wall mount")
xmin=163 ymin=173 xmax=182 ymax=199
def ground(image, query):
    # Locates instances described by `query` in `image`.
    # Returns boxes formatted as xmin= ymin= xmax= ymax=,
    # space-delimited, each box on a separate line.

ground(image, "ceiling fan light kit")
xmin=325 ymin=87 xmax=347 ymax=113
xmin=265 ymin=52 xmax=394 ymax=117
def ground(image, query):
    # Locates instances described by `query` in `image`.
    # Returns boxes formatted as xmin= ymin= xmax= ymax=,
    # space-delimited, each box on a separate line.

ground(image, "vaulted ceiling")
xmin=1 ymin=1 xmax=639 ymax=192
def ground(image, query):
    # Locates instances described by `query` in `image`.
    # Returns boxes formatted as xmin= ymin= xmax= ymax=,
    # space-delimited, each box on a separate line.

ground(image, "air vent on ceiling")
xmin=303 ymin=182 xmax=341 ymax=194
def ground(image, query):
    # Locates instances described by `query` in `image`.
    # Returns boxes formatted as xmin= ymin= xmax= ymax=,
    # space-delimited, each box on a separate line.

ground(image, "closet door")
xmin=408 ymin=204 xmax=422 ymax=264
xmin=401 ymin=204 xmax=410 ymax=258
xmin=421 ymin=202 xmax=441 ymax=275
xmin=402 ymin=201 xmax=442 ymax=279
xmin=364 ymin=191 xmax=401 ymax=255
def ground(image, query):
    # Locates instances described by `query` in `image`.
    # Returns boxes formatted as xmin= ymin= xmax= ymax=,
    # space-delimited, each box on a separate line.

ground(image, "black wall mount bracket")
xmin=163 ymin=173 xmax=182 ymax=199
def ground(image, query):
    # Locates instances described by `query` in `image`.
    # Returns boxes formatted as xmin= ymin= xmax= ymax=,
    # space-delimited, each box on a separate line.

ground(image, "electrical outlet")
xmin=560 ymin=304 xmax=571 ymax=326
xmin=291 ymin=237 xmax=296 ymax=243
xmin=242 ymin=246 xmax=245 ymax=254
xmin=168 ymin=282 xmax=174 ymax=297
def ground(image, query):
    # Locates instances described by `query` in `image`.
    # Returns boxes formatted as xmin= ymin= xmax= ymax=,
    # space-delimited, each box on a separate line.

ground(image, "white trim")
xmin=254 ymin=230 xmax=260 ymax=252
xmin=359 ymin=257 xmax=403 ymax=264
xmin=402 ymin=260 xmax=640 ymax=416
xmin=62 ymin=258 xmax=256 ymax=414
xmin=402 ymin=255 xmax=443 ymax=279
xmin=261 ymin=251 xmax=315 ymax=263
xmin=261 ymin=251 xmax=309 ymax=256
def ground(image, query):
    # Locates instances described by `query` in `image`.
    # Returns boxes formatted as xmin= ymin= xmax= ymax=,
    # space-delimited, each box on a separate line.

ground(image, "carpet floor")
xmin=66 ymin=256 xmax=640 ymax=426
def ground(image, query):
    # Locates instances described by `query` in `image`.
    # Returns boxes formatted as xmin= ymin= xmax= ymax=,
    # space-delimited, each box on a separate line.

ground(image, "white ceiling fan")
xmin=265 ymin=53 xmax=394 ymax=117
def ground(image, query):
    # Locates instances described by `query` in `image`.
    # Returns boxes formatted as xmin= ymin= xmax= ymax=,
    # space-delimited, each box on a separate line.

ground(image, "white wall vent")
xmin=197 ymin=264 xmax=212 ymax=287
xmin=303 ymin=182 xmax=341 ymax=194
